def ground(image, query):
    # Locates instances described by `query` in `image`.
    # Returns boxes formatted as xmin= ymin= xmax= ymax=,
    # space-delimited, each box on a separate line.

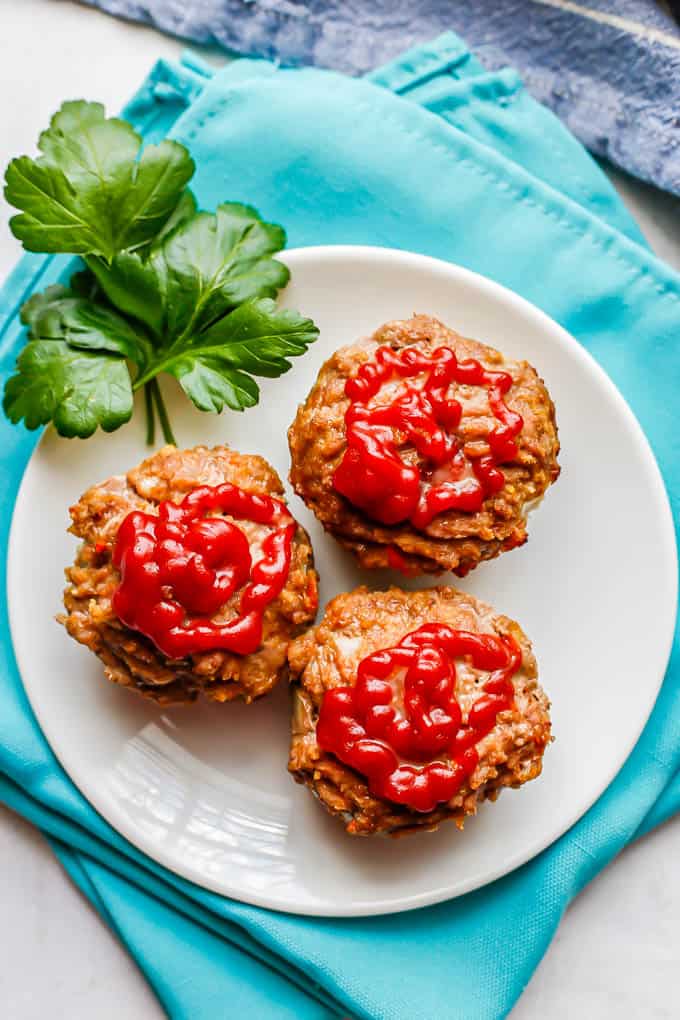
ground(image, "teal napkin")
xmin=1 ymin=33 xmax=679 ymax=1020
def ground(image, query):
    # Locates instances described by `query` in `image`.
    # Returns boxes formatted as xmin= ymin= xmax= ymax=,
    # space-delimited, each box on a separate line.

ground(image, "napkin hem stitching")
xmin=182 ymin=86 xmax=680 ymax=308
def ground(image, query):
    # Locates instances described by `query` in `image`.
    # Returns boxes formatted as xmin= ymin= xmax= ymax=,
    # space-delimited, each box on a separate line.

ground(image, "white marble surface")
xmin=1 ymin=2 xmax=679 ymax=1017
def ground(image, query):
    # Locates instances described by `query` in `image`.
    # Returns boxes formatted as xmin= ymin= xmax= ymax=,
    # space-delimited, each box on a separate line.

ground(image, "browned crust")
xmin=60 ymin=445 xmax=319 ymax=705
xmin=288 ymin=315 xmax=560 ymax=576
xmin=288 ymin=586 xmax=551 ymax=836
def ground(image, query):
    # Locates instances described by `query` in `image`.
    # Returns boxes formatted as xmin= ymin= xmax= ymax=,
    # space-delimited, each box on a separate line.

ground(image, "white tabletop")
xmin=1 ymin=2 xmax=679 ymax=1017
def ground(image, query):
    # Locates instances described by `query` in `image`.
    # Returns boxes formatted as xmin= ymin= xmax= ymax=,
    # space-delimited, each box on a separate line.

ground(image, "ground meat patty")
xmin=288 ymin=315 xmax=560 ymax=575
xmin=288 ymin=586 xmax=551 ymax=836
xmin=61 ymin=445 xmax=318 ymax=705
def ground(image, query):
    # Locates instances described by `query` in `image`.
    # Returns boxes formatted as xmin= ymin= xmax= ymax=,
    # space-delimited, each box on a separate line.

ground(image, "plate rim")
xmin=7 ymin=244 xmax=678 ymax=917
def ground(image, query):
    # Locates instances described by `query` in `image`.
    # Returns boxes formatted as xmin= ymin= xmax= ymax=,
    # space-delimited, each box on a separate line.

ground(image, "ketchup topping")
xmin=316 ymin=624 xmax=521 ymax=813
xmin=333 ymin=345 xmax=524 ymax=528
xmin=112 ymin=484 xmax=296 ymax=659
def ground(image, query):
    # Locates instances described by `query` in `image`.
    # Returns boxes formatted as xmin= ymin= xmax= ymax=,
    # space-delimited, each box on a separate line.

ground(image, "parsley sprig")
xmin=2 ymin=101 xmax=318 ymax=443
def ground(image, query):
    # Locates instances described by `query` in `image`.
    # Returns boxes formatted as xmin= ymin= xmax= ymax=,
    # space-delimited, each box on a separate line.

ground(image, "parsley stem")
xmin=150 ymin=378 xmax=177 ymax=446
xmin=144 ymin=382 xmax=156 ymax=446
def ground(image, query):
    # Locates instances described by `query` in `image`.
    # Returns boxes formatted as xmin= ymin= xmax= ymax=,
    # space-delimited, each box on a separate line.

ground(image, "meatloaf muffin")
xmin=61 ymin=445 xmax=318 ymax=705
xmin=288 ymin=315 xmax=560 ymax=576
xmin=288 ymin=586 xmax=551 ymax=836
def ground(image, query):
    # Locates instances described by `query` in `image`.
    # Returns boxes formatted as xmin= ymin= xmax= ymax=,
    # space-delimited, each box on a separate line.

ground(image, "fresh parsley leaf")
xmin=138 ymin=188 xmax=197 ymax=254
xmin=87 ymin=249 xmax=166 ymax=338
xmin=158 ymin=203 xmax=290 ymax=335
xmin=4 ymin=101 xmax=194 ymax=260
xmin=171 ymin=362 xmax=260 ymax=413
xmin=3 ymin=278 xmax=143 ymax=438
xmin=89 ymin=202 xmax=290 ymax=340
xmin=20 ymin=284 xmax=71 ymax=327
xmin=158 ymin=299 xmax=319 ymax=412
xmin=66 ymin=269 xmax=97 ymax=299
xmin=2 ymin=104 xmax=319 ymax=444
xmin=22 ymin=285 xmax=149 ymax=364
xmin=3 ymin=340 xmax=133 ymax=437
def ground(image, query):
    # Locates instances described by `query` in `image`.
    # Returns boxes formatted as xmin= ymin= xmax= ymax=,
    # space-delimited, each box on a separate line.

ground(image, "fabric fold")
xmin=82 ymin=0 xmax=680 ymax=195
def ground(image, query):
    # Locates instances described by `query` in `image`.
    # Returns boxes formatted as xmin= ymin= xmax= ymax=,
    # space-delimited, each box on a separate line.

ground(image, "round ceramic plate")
xmin=8 ymin=246 xmax=677 ymax=917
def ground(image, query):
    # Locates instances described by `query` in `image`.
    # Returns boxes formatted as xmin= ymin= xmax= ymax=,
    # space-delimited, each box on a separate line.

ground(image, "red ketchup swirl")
xmin=112 ymin=484 xmax=296 ymax=659
xmin=316 ymin=624 xmax=521 ymax=813
xmin=333 ymin=345 xmax=524 ymax=528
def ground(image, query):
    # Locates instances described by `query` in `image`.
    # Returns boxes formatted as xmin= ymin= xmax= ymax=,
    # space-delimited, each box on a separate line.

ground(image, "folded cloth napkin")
xmin=1 ymin=32 xmax=679 ymax=1020
xmin=82 ymin=0 xmax=680 ymax=196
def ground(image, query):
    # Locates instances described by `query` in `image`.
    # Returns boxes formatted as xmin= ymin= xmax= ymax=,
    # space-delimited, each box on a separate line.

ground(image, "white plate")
xmin=8 ymin=246 xmax=677 ymax=917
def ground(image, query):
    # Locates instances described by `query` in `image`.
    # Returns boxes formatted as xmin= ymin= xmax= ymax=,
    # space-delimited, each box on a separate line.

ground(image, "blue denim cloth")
xmin=1 ymin=35 xmax=679 ymax=1020
xmin=83 ymin=0 xmax=680 ymax=195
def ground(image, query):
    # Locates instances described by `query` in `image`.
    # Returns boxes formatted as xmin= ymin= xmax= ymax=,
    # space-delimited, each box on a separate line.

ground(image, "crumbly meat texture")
xmin=61 ymin=445 xmax=318 ymax=705
xmin=288 ymin=315 xmax=560 ymax=575
xmin=288 ymin=586 xmax=551 ymax=836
